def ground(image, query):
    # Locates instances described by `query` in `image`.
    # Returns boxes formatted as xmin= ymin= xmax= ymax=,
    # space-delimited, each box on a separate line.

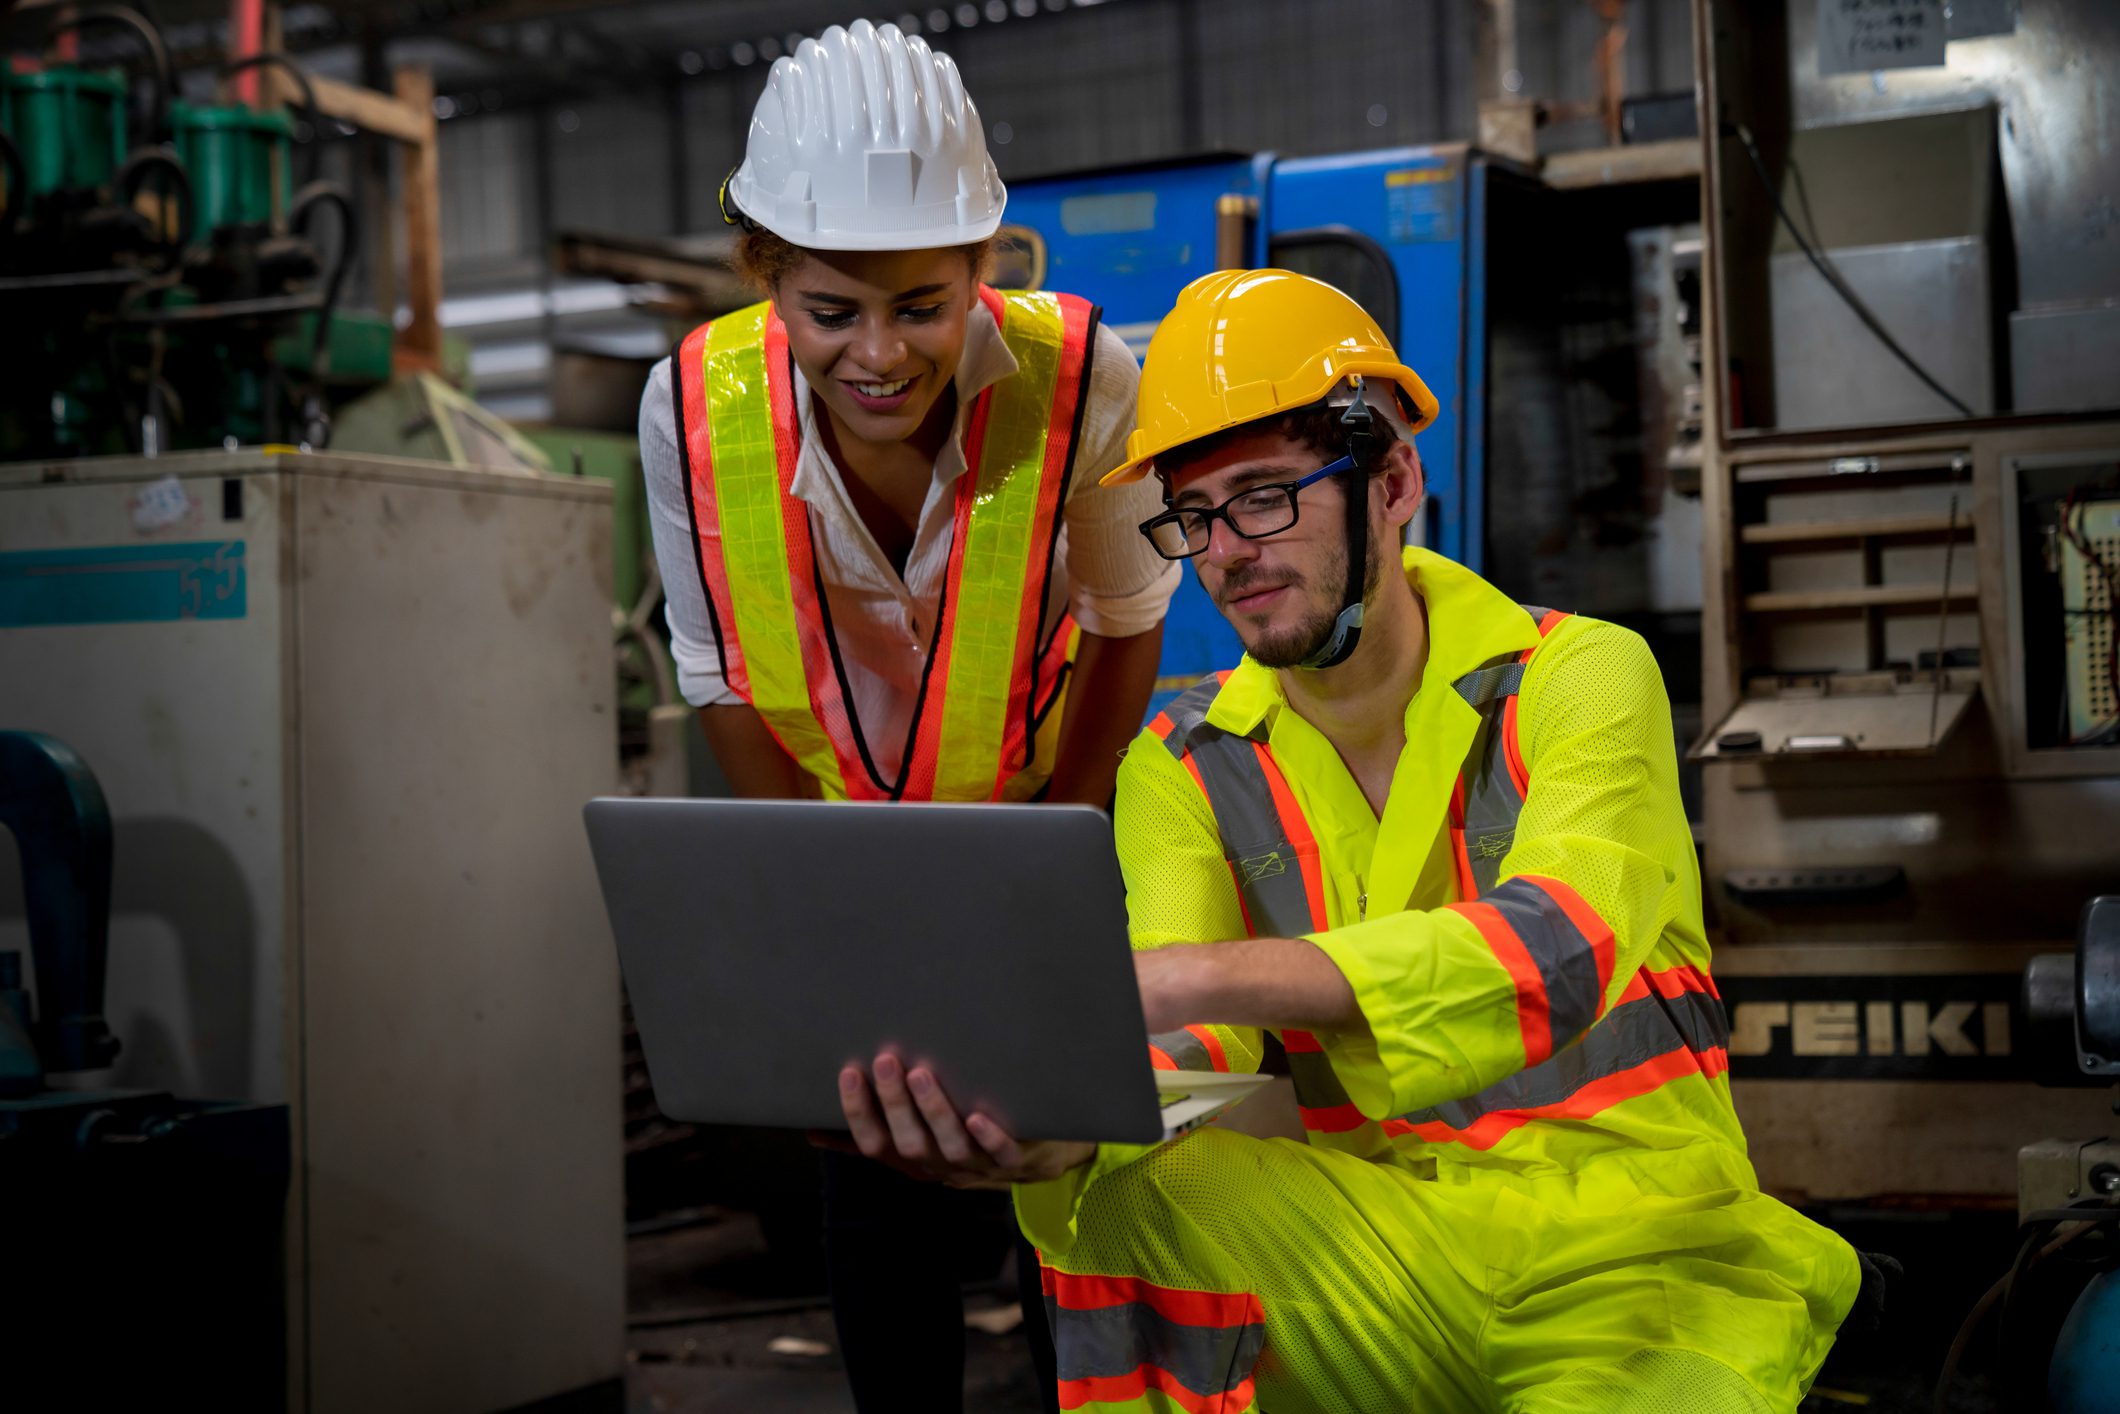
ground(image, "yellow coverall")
xmin=1017 ymin=547 xmax=1860 ymax=1414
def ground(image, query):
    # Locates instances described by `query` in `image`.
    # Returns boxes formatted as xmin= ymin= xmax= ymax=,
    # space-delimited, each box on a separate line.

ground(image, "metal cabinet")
xmin=0 ymin=450 xmax=624 ymax=1412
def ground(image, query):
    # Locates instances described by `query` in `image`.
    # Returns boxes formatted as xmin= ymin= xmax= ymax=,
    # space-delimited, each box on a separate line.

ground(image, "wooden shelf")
xmin=1743 ymin=584 xmax=1979 ymax=613
xmin=1734 ymin=451 xmax=1971 ymax=485
xmin=1741 ymin=511 xmax=1973 ymax=546
xmin=1542 ymin=139 xmax=1702 ymax=190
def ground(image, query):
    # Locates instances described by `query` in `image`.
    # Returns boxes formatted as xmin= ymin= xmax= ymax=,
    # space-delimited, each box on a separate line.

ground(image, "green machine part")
xmin=168 ymin=100 xmax=292 ymax=234
xmin=272 ymin=310 xmax=397 ymax=385
xmin=0 ymin=67 xmax=127 ymax=196
xmin=514 ymin=426 xmax=649 ymax=610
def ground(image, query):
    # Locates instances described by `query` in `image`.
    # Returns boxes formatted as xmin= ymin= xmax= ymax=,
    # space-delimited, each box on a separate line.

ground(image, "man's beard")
xmin=1220 ymin=533 xmax=1385 ymax=670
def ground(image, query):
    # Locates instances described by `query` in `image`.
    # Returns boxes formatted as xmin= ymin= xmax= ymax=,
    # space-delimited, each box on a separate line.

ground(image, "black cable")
xmin=287 ymin=180 xmax=357 ymax=445
xmin=43 ymin=4 xmax=173 ymax=142
xmin=0 ymin=130 xmax=24 ymax=238
xmin=287 ymin=181 xmax=355 ymax=370
xmin=114 ymin=143 xmax=193 ymax=258
xmin=1729 ymin=121 xmax=1977 ymax=420
xmin=219 ymin=54 xmax=325 ymax=189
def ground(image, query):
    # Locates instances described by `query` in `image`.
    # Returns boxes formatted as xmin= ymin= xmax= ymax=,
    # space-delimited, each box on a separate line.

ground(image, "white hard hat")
xmin=722 ymin=20 xmax=1007 ymax=251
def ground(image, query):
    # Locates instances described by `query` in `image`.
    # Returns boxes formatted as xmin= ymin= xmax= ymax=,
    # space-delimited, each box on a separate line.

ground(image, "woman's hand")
xmin=819 ymin=1053 xmax=1096 ymax=1189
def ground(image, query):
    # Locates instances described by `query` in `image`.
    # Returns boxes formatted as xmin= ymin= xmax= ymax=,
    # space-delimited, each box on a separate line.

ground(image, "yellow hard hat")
xmin=1101 ymin=268 xmax=1441 ymax=485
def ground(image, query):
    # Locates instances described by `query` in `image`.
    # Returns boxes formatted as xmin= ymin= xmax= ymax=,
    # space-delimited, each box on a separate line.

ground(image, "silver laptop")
xmin=585 ymin=797 xmax=1270 ymax=1145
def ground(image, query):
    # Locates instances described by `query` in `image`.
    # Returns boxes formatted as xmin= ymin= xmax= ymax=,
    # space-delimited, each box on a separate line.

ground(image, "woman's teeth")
xmin=855 ymin=378 xmax=911 ymax=398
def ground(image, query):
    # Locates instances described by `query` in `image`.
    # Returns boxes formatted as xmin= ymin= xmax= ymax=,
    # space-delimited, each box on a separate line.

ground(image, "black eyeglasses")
xmin=1137 ymin=455 xmax=1355 ymax=561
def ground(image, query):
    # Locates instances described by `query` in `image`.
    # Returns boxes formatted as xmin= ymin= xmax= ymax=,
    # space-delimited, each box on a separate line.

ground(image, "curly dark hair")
xmin=733 ymin=226 xmax=997 ymax=296
xmin=1153 ymin=398 xmax=1406 ymax=485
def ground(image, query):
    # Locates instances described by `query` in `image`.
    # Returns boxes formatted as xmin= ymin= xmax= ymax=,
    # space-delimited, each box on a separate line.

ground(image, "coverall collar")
xmin=1198 ymin=545 xmax=1547 ymax=922
xmin=1201 ymin=545 xmax=1544 ymax=743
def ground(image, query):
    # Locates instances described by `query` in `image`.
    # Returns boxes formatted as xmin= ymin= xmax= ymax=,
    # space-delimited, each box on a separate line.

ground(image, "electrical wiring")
xmin=2060 ymin=482 xmax=2120 ymax=746
xmin=1729 ymin=121 xmax=1978 ymax=420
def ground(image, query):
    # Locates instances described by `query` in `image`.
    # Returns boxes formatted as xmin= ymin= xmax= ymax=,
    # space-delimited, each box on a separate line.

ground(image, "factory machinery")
xmin=2 ymin=10 xmax=628 ymax=1411
xmin=1687 ymin=2 xmax=2120 ymax=1404
xmin=1 ymin=4 xmax=369 ymax=457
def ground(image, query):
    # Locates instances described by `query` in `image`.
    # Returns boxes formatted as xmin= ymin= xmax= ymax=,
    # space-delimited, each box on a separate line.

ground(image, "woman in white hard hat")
xmin=637 ymin=19 xmax=1176 ymax=1411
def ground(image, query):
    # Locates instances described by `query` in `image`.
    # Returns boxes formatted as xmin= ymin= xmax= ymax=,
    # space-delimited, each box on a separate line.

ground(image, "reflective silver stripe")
xmin=1185 ymin=732 xmax=1317 ymax=939
xmin=1283 ymin=1044 xmax=1354 ymax=1114
xmin=1149 ymin=1028 xmax=1211 ymax=1071
xmin=1453 ymin=659 xmax=1526 ymax=709
xmin=1447 ymin=608 xmax=1547 ymax=895
xmin=1046 ymin=1296 xmax=1266 ymax=1396
xmin=1156 ymin=676 xmax=1226 ymax=760
xmin=1483 ymin=876 xmax=1608 ymax=1051
xmin=1397 ymin=984 xmax=1728 ymax=1131
xmin=1456 ymin=706 xmax=1519 ymax=897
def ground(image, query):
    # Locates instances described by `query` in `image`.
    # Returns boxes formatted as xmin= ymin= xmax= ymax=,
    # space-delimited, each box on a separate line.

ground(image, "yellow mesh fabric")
xmin=1018 ymin=547 xmax=1860 ymax=1413
xmin=1506 ymin=1349 xmax=1776 ymax=1414
xmin=1056 ymin=1128 xmax=1487 ymax=1414
xmin=1048 ymin=1131 xmax=1818 ymax=1414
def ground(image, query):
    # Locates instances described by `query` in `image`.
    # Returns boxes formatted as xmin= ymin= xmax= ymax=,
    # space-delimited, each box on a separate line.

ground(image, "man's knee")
xmin=1508 ymin=1348 xmax=1780 ymax=1414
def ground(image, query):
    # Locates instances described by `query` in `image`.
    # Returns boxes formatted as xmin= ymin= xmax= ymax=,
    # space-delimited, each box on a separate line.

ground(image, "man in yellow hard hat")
xmin=832 ymin=269 xmax=1864 ymax=1412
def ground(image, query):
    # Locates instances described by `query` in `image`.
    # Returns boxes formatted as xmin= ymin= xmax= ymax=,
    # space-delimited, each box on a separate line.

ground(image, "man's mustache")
xmin=1215 ymin=567 xmax=1302 ymax=605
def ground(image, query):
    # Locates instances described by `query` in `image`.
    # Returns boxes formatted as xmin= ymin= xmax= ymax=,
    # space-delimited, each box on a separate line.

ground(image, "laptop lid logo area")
xmin=584 ymin=797 xmax=1178 ymax=1145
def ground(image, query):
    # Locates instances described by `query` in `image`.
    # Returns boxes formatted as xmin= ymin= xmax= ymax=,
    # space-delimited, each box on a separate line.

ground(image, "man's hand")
xmin=823 ymin=1052 xmax=1096 ymax=1189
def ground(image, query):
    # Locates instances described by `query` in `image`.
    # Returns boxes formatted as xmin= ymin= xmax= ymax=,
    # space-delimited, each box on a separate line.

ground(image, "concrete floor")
xmin=623 ymin=1209 xmax=1046 ymax=1414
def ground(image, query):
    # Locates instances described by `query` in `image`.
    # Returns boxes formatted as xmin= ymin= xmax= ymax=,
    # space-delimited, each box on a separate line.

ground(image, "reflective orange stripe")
xmin=1044 ymin=1269 xmax=1265 ymax=1327
xmin=1045 ymin=1264 xmax=1267 ymax=1414
xmin=1148 ymin=1045 xmax=1178 ymax=1071
xmin=1626 ymin=962 xmax=1719 ymax=1003
xmin=1401 ymin=1043 xmax=1728 ymax=1150
xmin=764 ymin=312 xmax=873 ymax=794
xmin=1501 ymin=692 xmax=1530 ymax=798
xmin=1186 ymin=1025 xmax=1230 ymax=1072
xmin=1250 ymin=742 xmax=1327 ymax=930
xmin=1497 ymin=612 xmax=1565 ymax=807
xmin=900 ymin=399 xmax=989 ymax=797
xmin=1447 ymin=778 xmax=1478 ymax=901
xmin=999 ymin=286 xmax=1093 ymax=794
xmin=673 ymin=321 xmax=742 ymax=693
xmin=1295 ymin=1101 xmax=1370 ymax=1133
xmin=1148 ymin=710 xmax=1177 ymax=741
xmin=1058 ymin=1369 xmax=1258 ymax=1414
xmin=1271 ymin=1030 xmax=1356 ymax=1127
xmin=1445 ymin=899 xmax=1555 ymax=1067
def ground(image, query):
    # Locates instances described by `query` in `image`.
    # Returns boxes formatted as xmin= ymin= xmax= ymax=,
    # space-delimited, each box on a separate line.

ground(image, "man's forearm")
xmin=1137 ymin=937 xmax=1362 ymax=1035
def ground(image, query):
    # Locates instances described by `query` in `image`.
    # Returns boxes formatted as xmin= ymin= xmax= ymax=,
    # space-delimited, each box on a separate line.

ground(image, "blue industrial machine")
xmin=1007 ymin=147 xmax=1529 ymax=710
xmin=1 ymin=731 xmax=288 ymax=1407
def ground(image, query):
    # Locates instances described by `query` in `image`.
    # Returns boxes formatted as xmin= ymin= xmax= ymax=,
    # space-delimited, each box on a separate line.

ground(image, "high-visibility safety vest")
xmin=1144 ymin=601 xmax=1731 ymax=1163
xmin=672 ymin=286 xmax=1097 ymax=801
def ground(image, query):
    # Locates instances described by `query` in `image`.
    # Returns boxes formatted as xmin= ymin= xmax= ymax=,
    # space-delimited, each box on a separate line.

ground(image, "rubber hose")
xmin=43 ymin=4 xmax=173 ymax=142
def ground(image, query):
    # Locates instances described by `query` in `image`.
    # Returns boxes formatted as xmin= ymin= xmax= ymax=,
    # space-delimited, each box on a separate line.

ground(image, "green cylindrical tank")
xmin=169 ymin=100 xmax=292 ymax=234
xmin=0 ymin=68 xmax=127 ymax=195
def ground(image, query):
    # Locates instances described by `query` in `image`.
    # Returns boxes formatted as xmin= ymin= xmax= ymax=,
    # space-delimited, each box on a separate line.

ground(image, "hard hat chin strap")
xmin=1296 ymin=382 xmax=1377 ymax=672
